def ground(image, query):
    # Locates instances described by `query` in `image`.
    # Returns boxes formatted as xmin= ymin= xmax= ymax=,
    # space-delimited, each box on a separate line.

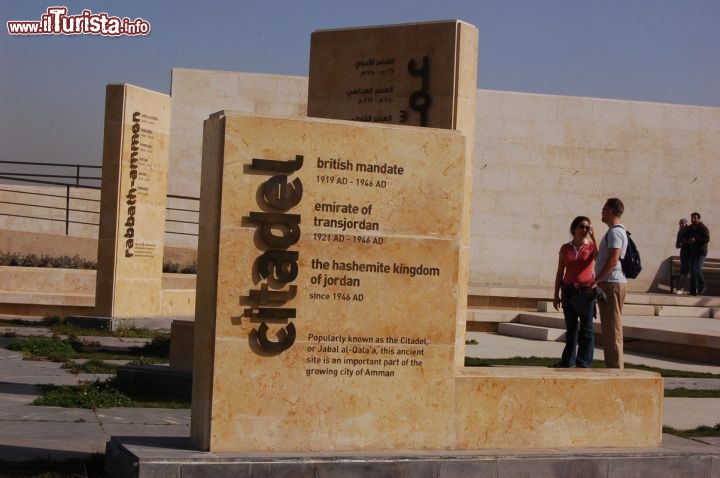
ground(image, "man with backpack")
xmin=590 ymin=198 xmax=628 ymax=369
xmin=687 ymin=212 xmax=710 ymax=296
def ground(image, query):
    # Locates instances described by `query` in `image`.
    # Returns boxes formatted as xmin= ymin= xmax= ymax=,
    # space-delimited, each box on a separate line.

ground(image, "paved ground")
xmin=0 ymin=324 xmax=718 ymax=464
xmin=0 ymin=334 xmax=190 ymax=463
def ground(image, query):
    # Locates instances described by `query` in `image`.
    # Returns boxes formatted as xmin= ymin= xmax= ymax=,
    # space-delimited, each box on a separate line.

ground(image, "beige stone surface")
xmin=307 ymin=21 xmax=478 ymax=368
xmin=0 ymin=185 xmax=101 ymax=238
xmin=190 ymin=112 xmax=662 ymax=453
xmin=169 ymin=69 xmax=308 ymax=202
xmin=453 ymin=368 xmax=663 ymax=449
xmin=471 ymin=90 xmax=720 ymax=293
xmin=160 ymin=289 xmax=195 ymax=318
xmin=308 ymin=20 xmax=477 ymax=131
xmin=192 ymin=112 xmax=469 ymax=452
xmin=0 ymin=266 xmax=95 ymax=294
xmin=95 ymin=84 xmax=171 ymax=319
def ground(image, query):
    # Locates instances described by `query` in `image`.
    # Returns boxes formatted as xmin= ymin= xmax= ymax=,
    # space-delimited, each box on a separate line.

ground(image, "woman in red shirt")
xmin=552 ymin=216 xmax=598 ymax=368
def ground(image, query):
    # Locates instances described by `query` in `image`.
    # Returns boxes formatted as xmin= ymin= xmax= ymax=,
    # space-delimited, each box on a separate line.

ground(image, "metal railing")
xmin=0 ymin=160 xmax=199 ymax=238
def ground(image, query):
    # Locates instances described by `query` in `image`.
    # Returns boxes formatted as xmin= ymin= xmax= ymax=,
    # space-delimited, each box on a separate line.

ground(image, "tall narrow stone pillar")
xmin=95 ymin=84 xmax=171 ymax=320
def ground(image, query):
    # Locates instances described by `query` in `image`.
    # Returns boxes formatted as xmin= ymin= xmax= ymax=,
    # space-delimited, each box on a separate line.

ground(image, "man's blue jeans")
xmin=561 ymin=287 xmax=595 ymax=368
xmin=689 ymin=254 xmax=706 ymax=295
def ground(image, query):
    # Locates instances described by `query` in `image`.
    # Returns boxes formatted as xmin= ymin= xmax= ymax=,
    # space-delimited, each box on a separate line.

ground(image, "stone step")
xmin=536 ymin=301 xmax=714 ymax=318
xmin=536 ymin=301 xmax=654 ymax=316
xmin=655 ymin=305 xmax=713 ymax=318
xmin=0 ymin=290 xmax=94 ymax=306
xmin=515 ymin=313 xmax=566 ymax=329
xmin=497 ymin=322 xmax=565 ymax=342
xmin=466 ymin=309 xmax=520 ymax=323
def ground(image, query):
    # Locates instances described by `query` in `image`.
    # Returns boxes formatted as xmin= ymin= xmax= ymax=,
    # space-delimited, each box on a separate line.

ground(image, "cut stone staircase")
xmin=476 ymin=293 xmax=720 ymax=364
xmin=499 ymin=299 xmax=718 ymax=343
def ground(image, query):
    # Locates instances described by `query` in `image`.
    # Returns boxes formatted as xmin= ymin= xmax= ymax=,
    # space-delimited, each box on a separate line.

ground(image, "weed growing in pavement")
xmin=663 ymin=423 xmax=720 ymax=438
xmin=0 ymin=316 xmax=170 ymax=341
xmin=61 ymin=359 xmax=118 ymax=375
xmin=8 ymin=336 xmax=170 ymax=362
xmin=464 ymin=356 xmax=720 ymax=378
xmin=8 ymin=337 xmax=77 ymax=361
xmin=32 ymin=378 xmax=190 ymax=409
xmin=664 ymin=388 xmax=720 ymax=398
xmin=34 ymin=379 xmax=132 ymax=408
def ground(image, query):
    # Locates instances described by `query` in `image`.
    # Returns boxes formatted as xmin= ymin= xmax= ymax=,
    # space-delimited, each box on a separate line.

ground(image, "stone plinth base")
xmin=105 ymin=435 xmax=720 ymax=478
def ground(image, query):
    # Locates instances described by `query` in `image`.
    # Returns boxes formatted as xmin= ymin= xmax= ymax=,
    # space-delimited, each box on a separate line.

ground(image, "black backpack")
xmin=611 ymin=225 xmax=641 ymax=279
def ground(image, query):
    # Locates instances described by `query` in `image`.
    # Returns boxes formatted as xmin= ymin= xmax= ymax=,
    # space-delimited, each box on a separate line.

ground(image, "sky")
xmin=1 ymin=0 xmax=719 ymax=167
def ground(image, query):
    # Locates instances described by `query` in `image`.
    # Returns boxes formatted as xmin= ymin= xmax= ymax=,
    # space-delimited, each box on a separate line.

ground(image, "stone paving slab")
xmin=665 ymin=378 xmax=720 ymax=390
xmin=96 ymin=408 xmax=190 ymax=426
xmin=664 ymin=398 xmax=720 ymax=429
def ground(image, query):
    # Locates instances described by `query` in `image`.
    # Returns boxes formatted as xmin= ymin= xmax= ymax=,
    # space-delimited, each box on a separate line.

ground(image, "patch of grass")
xmin=663 ymin=424 xmax=720 ymax=438
xmin=61 ymin=359 xmax=118 ymax=375
xmin=124 ymin=357 xmax=167 ymax=366
xmin=0 ymin=317 xmax=169 ymax=341
xmin=465 ymin=339 xmax=478 ymax=345
xmin=0 ymin=252 xmax=96 ymax=269
xmin=622 ymin=363 xmax=720 ymax=379
xmin=0 ymin=454 xmax=104 ymax=477
xmin=464 ymin=356 xmax=720 ymax=378
xmin=8 ymin=336 xmax=170 ymax=363
xmin=664 ymin=388 xmax=720 ymax=398
xmin=131 ymin=397 xmax=191 ymax=409
xmin=465 ymin=356 xmax=583 ymax=368
xmin=163 ymin=260 xmax=197 ymax=274
xmin=114 ymin=326 xmax=168 ymax=339
xmin=32 ymin=378 xmax=190 ymax=409
xmin=8 ymin=337 xmax=77 ymax=361
xmin=33 ymin=379 xmax=132 ymax=408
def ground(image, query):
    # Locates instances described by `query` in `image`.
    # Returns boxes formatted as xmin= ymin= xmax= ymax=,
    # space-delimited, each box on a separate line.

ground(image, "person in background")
xmin=591 ymin=198 xmax=627 ymax=369
xmin=675 ymin=218 xmax=691 ymax=295
xmin=553 ymin=216 xmax=598 ymax=368
xmin=687 ymin=212 xmax=710 ymax=296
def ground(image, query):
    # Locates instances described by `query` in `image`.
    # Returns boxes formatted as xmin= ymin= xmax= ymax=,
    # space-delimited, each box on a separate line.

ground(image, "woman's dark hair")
xmin=570 ymin=216 xmax=591 ymax=235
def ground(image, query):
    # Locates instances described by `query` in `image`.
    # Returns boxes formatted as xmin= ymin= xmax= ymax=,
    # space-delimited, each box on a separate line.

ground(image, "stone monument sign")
xmin=95 ymin=84 xmax=170 ymax=319
xmin=191 ymin=112 xmax=663 ymax=453
xmin=308 ymin=19 xmax=478 ymax=136
xmin=192 ymin=112 xmax=470 ymax=451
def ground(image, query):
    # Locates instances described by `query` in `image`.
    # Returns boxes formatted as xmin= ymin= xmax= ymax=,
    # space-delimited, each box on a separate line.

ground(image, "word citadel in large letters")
xmin=245 ymin=155 xmax=304 ymax=354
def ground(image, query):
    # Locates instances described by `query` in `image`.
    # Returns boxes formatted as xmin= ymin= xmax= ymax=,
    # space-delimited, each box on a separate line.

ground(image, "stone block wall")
xmin=471 ymin=90 xmax=720 ymax=291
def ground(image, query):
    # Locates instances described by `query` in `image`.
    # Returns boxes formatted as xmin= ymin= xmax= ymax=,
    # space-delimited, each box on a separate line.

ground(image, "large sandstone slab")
xmin=190 ymin=112 xmax=663 ymax=453
xmin=191 ymin=112 xmax=469 ymax=452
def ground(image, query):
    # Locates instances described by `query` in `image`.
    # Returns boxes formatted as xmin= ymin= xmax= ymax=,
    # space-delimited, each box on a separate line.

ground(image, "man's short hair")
xmin=605 ymin=197 xmax=624 ymax=217
xmin=691 ymin=212 xmax=701 ymax=219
